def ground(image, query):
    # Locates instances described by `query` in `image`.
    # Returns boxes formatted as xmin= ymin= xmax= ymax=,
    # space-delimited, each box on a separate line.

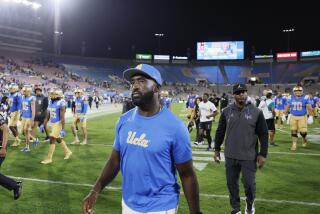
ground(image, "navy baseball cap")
xmin=123 ymin=64 xmax=163 ymax=86
xmin=233 ymin=83 xmax=247 ymax=94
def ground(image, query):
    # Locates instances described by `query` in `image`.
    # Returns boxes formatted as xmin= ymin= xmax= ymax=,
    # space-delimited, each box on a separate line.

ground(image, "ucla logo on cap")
xmin=238 ymin=84 xmax=241 ymax=89
xmin=136 ymin=64 xmax=143 ymax=70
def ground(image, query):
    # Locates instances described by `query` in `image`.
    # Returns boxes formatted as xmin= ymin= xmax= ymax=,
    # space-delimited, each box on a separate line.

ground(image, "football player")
xmin=309 ymin=92 xmax=319 ymax=121
xmin=160 ymin=90 xmax=172 ymax=110
xmin=71 ymin=88 xmax=88 ymax=145
xmin=41 ymin=88 xmax=72 ymax=164
xmin=283 ymin=85 xmax=313 ymax=151
xmin=8 ymin=83 xmax=22 ymax=147
xmin=274 ymin=91 xmax=287 ymax=129
xmin=20 ymin=85 xmax=36 ymax=152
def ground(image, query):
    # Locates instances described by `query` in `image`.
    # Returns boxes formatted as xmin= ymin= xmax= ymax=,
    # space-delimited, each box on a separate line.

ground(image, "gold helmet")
xmin=9 ymin=83 xmax=19 ymax=93
xmin=74 ymin=88 xmax=84 ymax=97
xmin=50 ymin=88 xmax=64 ymax=99
xmin=160 ymin=90 xmax=169 ymax=97
xmin=22 ymin=85 xmax=33 ymax=96
xmin=293 ymin=86 xmax=303 ymax=97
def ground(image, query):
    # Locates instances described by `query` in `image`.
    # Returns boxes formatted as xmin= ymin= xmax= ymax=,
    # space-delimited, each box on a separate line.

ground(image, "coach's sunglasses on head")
xmin=234 ymin=90 xmax=247 ymax=95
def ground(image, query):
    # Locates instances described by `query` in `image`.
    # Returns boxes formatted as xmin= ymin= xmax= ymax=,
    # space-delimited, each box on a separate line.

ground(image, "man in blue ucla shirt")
xmin=284 ymin=85 xmax=313 ymax=151
xmin=83 ymin=64 xmax=201 ymax=214
xmin=20 ymin=85 xmax=36 ymax=152
xmin=41 ymin=89 xmax=72 ymax=164
xmin=274 ymin=91 xmax=286 ymax=129
xmin=71 ymin=88 xmax=88 ymax=145
xmin=8 ymin=83 xmax=22 ymax=147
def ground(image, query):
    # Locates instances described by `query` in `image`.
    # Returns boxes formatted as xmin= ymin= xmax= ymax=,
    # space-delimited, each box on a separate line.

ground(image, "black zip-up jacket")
xmin=214 ymin=103 xmax=269 ymax=160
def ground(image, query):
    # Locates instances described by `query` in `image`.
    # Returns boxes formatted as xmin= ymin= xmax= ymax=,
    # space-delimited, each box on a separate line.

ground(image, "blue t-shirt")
xmin=75 ymin=97 xmax=88 ymax=114
xmin=113 ymin=107 xmax=192 ymax=212
xmin=21 ymin=95 xmax=35 ymax=119
xmin=48 ymin=99 xmax=66 ymax=123
xmin=287 ymin=95 xmax=310 ymax=116
xmin=9 ymin=92 xmax=22 ymax=112
xmin=274 ymin=96 xmax=286 ymax=110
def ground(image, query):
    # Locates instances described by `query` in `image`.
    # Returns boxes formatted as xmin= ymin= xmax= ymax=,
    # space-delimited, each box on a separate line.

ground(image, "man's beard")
xmin=132 ymin=90 xmax=154 ymax=107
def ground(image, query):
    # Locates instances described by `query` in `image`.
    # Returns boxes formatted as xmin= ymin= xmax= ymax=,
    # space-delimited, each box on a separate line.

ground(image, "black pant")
xmin=225 ymin=157 xmax=257 ymax=211
xmin=195 ymin=120 xmax=201 ymax=142
xmin=0 ymin=157 xmax=18 ymax=191
xmin=199 ymin=121 xmax=213 ymax=148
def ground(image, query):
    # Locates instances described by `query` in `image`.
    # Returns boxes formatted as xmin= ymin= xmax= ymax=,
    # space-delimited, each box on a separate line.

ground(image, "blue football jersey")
xmin=287 ymin=95 xmax=310 ymax=116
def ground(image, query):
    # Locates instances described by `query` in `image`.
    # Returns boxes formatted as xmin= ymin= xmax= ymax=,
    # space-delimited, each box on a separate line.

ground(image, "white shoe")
xmin=64 ymin=151 xmax=72 ymax=160
xmin=245 ymin=202 xmax=255 ymax=214
xmin=194 ymin=142 xmax=199 ymax=145
xmin=41 ymin=159 xmax=52 ymax=164
xmin=70 ymin=140 xmax=80 ymax=145
xmin=80 ymin=141 xmax=87 ymax=145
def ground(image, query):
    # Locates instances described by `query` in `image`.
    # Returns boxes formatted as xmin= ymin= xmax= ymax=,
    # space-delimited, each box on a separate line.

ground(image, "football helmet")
xmin=8 ymin=83 xmax=19 ymax=93
xmin=22 ymin=85 xmax=33 ymax=96
xmin=293 ymin=86 xmax=303 ymax=97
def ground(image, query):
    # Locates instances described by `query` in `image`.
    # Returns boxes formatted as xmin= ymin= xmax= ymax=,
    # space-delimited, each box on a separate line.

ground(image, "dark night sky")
xmin=54 ymin=0 xmax=320 ymax=59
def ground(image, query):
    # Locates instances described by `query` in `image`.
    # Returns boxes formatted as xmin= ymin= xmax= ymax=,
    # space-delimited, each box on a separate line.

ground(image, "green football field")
xmin=0 ymin=103 xmax=320 ymax=214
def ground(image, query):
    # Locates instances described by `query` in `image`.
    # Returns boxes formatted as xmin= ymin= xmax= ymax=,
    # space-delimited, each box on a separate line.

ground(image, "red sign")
xmin=276 ymin=52 xmax=298 ymax=59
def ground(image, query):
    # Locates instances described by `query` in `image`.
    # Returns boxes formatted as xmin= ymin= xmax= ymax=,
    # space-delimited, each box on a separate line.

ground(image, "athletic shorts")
xmin=73 ymin=113 xmax=87 ymax=127
xmin=21 ymin=118 xmax=32 ymax=130
xmin=34 ymin=111 xmax=47 ymax=123
xmin=8 ymin=111 xmax=20 ymax=126
xmin=50 ymin=122 xmax=62 ymax=138
xmin=266 ymin=118 xmax=275 ymax=131
xmin=275 ymin=109 xmax=284 ymax=117
xmin=290 ymin=115 xmax=307 ymax=132
xmin=199 ymin=121 xmax=212 ymax=130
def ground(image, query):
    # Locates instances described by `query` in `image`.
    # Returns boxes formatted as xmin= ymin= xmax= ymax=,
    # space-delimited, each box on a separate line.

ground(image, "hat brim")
xmin=123 ymin=68 xmax=159 ymax=85
xmin=233 ymin=89 xmax=247 ymax=94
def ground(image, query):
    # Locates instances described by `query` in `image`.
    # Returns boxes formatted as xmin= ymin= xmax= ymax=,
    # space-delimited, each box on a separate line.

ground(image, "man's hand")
xmin=213 ymin=151 xmax=221 ymax=163
xmin=206 ymin=115 xmax=211 ymax=119
xmin=0 ymin=148 xmax=6 ymax=157
xmin=256 ymin=155 xmax=266 ymax=169
xmin=82 ymin=191 xmax=98 ymax=214
xmin=281 ymin=114 xmax=287 ymax=122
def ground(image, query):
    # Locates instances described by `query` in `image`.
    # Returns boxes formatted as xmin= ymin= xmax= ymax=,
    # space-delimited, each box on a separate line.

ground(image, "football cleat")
xmin=20 ymin=147 xmax=30 ymax=152
xmin=41 ymin=159 xmax=52 ymax=164
xmin=13 ymin=181 xmax=23 ymax=200
xmin=32 ymin=138 xmax=39 ymax=148
xmin=64 ymin=151 xmax=73 ymax=160
xmin=245 ymin=202 xmax=255 ymax=214
xmin=80 ymin=140 xmax=87 ymax=145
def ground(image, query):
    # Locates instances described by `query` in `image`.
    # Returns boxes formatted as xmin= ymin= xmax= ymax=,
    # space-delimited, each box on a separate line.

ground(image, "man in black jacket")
xmin=0 ymin=110 xmax=22 ymax=200
xmin=214 ymin=84 xmax=269 ymax=214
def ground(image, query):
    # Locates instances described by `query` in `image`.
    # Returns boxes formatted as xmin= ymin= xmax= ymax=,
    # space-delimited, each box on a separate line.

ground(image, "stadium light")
xmin=155 ymin=33 xmax=165 ymax=54
xmin=282 ymin=28 xmax=295 ymax=51
xmin=1 ymin=0 xmax=42 ymax=10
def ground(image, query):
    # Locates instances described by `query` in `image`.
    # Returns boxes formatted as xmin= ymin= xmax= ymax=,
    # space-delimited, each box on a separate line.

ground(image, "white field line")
xmin=8 ymin=176 xmax=320 ymax=207
xmin=81 ymin=145 xmax=320 ymax=156
xmin=192 ymin=151 xmax=320 ymax=156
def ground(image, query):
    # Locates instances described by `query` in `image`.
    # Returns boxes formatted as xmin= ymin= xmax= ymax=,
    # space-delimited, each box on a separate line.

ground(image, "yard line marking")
xmin=8 ymin=176 xmax=320 ymax=207
xmin=199 ymin=193 xmax=320 ymax=207
xmin=193 ymin=150 xmax=320 ymax=156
